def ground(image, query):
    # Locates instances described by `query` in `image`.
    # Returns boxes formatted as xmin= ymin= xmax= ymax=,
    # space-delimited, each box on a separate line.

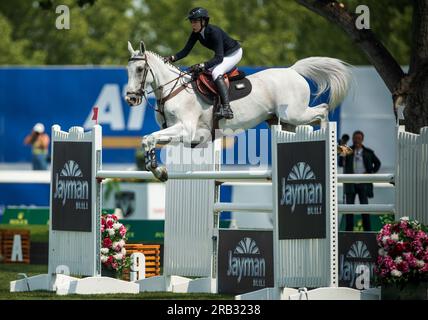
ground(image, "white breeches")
xmin=210 ymin=47 xmax=243 ymax=80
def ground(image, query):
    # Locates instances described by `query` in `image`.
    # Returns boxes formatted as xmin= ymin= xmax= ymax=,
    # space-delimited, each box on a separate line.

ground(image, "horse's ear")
xmin=128 ymin=41 xmax=135 ymax=55
xmin=140 ymin=41 xmax=146 ymax=54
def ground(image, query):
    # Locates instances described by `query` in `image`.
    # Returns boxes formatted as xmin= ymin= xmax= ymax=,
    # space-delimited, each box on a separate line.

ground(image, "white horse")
xmin=126 ymin=41 xmax=351 ymax=181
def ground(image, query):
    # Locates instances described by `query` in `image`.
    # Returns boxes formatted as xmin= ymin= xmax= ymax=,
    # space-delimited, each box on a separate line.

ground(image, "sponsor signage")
xmin=339 ymin=232 xmax=378 ymax=289
xmin=1 ymin=207 xmax=49 ymax=225
xmin=277 ymin=141 xmax=326 ymax=239
xmin=217 ymin=229 xmax=273 ymax=294
xmin=51 ymin=141 xmax=92 ymax=232
xmin=120 ymin=220 xmax=164 ymax=243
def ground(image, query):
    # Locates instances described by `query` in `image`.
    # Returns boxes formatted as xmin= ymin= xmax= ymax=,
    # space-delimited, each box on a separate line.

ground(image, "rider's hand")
xmin=163 ymin=55 xmax=175 ymax=63
xmin=189 ymin=63 xmax=205 ymax=73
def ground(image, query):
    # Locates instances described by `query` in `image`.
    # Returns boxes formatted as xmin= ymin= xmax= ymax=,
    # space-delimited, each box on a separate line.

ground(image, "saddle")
xmin=193 ymin=68 xmax=252 ymax=105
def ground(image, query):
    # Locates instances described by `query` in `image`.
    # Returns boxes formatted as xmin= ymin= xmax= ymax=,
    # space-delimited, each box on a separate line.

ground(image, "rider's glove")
xmin=189 ymin=63 xmax=205 ymax=73
xmin=163 ymin=55 xmax=175 ymax=63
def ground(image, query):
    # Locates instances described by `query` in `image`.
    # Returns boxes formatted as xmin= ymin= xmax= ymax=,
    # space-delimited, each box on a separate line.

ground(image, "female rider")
xmin=165 ymin=7 xmax=242 ymax=120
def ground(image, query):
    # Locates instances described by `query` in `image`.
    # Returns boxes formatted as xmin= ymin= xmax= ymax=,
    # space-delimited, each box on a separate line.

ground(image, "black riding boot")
xmin=214 ymin=75 xmax=234 ymax=120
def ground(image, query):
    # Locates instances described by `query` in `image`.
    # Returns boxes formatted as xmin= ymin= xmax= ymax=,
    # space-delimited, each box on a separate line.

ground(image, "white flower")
xmin=107 ymin=228 xmax=115 ymax=236
xmin=119 ymin=239 xmax=125 ymax=247
xmin=121 ymin=247 xmax=126 ymax=255
xmin=378 ymin=248 xmax=386 ymax=256
xmin=382 ymin=236 xmax=390 ymax=243
xmin=113 ymin=223 xmax=121 ymax=230
xmin=114 ymin=253 xmax=123 ymax=260
xmin=391 ymin=233 xmax=399 ymax=241
xmin=391 ymin=269 xmax=402 ymax=277
xmin=112 ymin=241 xmax=119 ymax=249
xmin=416 ymin=260 xmax=425 ymax=268
xmin=394 ymin=256 xmax=403 ymax=264
xmin=101 ymin=248 xmax=109 ymax=254
xmin=401 ymin=216 xmax=409 ymax=221
xmin=101 ymin=255 xmax=108 ymax=263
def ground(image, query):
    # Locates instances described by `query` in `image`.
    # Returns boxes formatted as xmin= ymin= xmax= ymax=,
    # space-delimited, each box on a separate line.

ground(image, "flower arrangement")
xmin=100 ymin=213 xmax=131 ymax=276
xmin=375 ymin=216 xmax=428 ymax=286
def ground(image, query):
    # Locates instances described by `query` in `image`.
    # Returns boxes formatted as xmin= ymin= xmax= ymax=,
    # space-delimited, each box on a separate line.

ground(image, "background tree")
xmin=1 ymin=0 xmax=420 ymax=132
xmin=296 ymin=0 xmax=424 ymax=133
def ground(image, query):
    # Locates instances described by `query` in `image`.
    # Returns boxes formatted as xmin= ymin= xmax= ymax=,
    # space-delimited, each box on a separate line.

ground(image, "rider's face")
xmin=190 ymin=19 xmax=203 ymax=32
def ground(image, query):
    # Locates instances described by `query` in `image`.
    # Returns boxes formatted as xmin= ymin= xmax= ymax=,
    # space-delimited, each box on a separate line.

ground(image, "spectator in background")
xmin=24 ymin=123 xmax=50 ymax=170
xmin=338 ymin=130 xmax=381 ymax=231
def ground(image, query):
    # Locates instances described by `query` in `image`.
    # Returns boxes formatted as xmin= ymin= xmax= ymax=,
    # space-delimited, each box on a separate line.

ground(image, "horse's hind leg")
xmin=310 ymin=103 xmax=330 ymax=128
xmin=284 ymin=103 xmax=330 ymax=128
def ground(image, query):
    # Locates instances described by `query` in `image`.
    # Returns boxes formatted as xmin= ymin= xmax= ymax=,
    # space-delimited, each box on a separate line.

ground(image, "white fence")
xmin=8 ymin=122 xmax=428 ymax=297
xmin=395 ymin=126 xmax=428 ymax=223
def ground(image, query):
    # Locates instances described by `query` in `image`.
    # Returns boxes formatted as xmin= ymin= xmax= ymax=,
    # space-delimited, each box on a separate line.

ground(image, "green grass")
xmin=0 ymin=224 xmax=49 ymax=242
xmin=0 ymin=264 xmax=233 ymax=300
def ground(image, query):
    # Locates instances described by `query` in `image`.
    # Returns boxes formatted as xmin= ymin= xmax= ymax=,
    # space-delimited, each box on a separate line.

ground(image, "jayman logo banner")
xmin=51 ymin=141 xmax=92 ymax=232
xmin=277 ymin=141 xmax=326 ymax=239
xmin=339 ymin=232 xmax=378 ymax=289
xmin=217 ymin=230 xmax=273 ymax=294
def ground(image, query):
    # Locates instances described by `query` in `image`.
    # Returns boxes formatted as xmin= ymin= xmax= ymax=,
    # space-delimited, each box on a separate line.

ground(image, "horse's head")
xmin=125 ymin=41 xmax=155 ymax=107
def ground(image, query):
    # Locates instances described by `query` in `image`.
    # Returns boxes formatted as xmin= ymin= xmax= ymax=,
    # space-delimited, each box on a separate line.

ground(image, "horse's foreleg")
xmin=141 ymin=123 xmax=186 ymax=181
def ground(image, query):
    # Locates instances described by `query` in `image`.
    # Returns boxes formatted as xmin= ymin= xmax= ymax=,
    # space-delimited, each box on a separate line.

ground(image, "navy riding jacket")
xmin=174 ymin=24 xmax=241 ymax=69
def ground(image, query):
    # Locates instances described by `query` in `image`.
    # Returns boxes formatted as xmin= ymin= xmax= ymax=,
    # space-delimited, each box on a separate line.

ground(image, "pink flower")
xmin=404 ymin=228 xmax=415 ymax=238
xmin=395 ymin=241 xmax=406 ymax=253
xmin=397 ymin=261 xmax=410 ymax=273
xmin=106 ymin=220 xmax=114 ymax=228
xmin=119 ymin=225 xmax=126 ymax=237
xmin=376 ymin=218 xmax=428 ymax=282
xmin=399 ymin=219 xmax=409 ymax=229
xmin=103 ymin=238 xmax=112 ymax=248
xmin=111 ymin=214 xmax=118 ymax=221
xmin=415 ymin=230 xmax=427 ymax=241
xmin=111 ymin=262 xmax=118 ymax=270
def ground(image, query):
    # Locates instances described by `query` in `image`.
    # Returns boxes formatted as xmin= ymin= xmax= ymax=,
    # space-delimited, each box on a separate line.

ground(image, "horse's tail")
xmin=291 ymin=57 xmax=352 ymax=110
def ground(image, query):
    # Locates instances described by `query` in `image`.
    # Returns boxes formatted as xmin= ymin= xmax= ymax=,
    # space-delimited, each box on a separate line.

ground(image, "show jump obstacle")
xmin=10 ymin=122 xmax=428 ymax=299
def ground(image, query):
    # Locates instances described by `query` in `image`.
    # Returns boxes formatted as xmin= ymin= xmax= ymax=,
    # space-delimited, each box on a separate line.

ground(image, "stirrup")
xmin=215 ymin=105 xmax=234 ymax=120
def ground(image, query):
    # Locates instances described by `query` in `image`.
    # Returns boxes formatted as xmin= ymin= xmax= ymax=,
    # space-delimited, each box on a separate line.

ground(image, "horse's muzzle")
xmin=125 ymin=93 xmax=142 ymax=106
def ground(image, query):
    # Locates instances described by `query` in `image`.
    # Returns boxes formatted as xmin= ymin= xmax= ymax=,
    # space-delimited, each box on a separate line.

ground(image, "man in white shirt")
xmin=338 ymin=130 xmax=381 ymax=231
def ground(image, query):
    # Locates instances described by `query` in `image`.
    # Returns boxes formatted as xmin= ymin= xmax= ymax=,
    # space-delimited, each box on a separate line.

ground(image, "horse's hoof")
xmin=151 ymin=159 xmax=158 ymax=169
xmin=153 ymin=166 xmax=168 ymax=182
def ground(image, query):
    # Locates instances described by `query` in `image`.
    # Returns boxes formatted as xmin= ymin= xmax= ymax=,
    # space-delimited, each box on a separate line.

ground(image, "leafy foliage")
xmin=0 ymin=0 xmax=412 ymax=66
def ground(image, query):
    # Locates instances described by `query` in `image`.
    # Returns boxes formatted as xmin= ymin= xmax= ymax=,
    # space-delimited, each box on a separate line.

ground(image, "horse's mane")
xmin=146 ymin=50 xmax=184 ymax=74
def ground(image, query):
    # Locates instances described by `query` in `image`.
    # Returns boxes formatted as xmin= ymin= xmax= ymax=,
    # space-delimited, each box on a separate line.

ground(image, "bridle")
xmin=126 ymin=54 xmax=156 ymax=98
xmin=126 ymin=53 xmax=193 ymax=123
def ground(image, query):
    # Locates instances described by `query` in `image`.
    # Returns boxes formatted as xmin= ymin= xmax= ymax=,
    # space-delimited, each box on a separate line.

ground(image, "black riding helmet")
xmin=186 ymin=7 xmax=209 ymax=21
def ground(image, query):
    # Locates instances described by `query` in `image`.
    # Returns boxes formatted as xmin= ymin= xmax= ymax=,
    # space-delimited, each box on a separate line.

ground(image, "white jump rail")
xmin=96 ymin=169 xmax=272 ymax=181
xmin=0 ymin=170 xmax=50 ymax=183
xmin=0 ymin=171 xmax=394 ymax=184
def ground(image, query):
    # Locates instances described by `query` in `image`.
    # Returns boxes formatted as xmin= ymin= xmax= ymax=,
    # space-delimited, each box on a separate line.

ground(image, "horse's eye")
xmin=137 ymin=67 xmax=143 ymax=73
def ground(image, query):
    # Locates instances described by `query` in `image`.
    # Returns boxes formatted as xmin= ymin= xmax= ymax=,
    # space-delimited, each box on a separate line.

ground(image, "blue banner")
xmin=0 ymin=66 xmax=340 ymax=207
